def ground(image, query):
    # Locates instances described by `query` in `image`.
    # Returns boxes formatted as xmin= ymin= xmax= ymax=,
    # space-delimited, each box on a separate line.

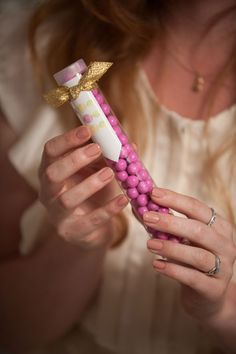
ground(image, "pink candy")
xmin=116 ymin=171 xmax=128 ymax=182
xmin=147 ymin=201 xmax=159 ymax=211
xmin=96 ymin=94 xmax=104 ymax=105
xmin=127 ymin=188 xmax=139 ymax=199
xmin=138 ymin=207 xmax=149 ymax=216
xmin=115 ymin=159 xmax=127 ymax=171
xmin=137 ymin=194 xmax=148 ymax=206
xmin=120 ymin=146 xmax=128 ymax=159
xmin=91 ymin=88 xmax=181 ymax=243
xmin=108 ymin=115 xmax=118 ymax=126
xmin=137 ymin=181 xmax=150 ymax=194
xmin=137 ymin=169 xmax=149 ymax=181
xmin=113 ymin=126 xmax=122 ymax=135
xmin=126 ymin=175 xmax=139 ymax=188
xmin=127 ymin=151 xmax=138 ymax=163
xmin=119 ymin=133 xmax=128 ymax=145
xmin=127 ymin=162 xmax=141 ymax=175
xmin=101 ymin=103 xmax=110 ymax=115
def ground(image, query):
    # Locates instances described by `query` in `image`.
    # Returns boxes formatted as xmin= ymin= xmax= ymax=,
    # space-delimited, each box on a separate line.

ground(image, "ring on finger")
xmin=204 ymin=254 xmax=221 ymax=276
xmin=207 ymin=207 xmax=217 ymax=227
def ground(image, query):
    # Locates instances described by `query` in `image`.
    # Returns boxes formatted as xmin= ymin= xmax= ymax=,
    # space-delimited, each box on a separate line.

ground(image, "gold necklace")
xmin=164 ymin=46 xmax=207 ymax=92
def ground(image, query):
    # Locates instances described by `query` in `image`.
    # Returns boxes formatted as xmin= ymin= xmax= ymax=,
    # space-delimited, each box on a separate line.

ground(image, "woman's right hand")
xmin=39 ymin=125 xmax=128 ymax=248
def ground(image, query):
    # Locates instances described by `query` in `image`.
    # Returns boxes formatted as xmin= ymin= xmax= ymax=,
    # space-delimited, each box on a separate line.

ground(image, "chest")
xmin=142 ymin=46 xmax=236 ymax=120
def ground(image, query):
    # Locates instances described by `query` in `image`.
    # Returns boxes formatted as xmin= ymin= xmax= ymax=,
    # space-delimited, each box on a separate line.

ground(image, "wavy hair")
xmin=29 ymin=0 xmax=236 ymax=243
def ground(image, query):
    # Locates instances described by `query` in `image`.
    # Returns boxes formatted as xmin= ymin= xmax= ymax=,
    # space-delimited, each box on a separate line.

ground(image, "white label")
xmin=64 ymin=74 xmax=122 ymax=162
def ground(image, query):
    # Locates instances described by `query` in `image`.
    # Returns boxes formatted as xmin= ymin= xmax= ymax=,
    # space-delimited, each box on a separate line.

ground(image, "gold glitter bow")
xmin=43 ymin=61 xmax=113 ymax=108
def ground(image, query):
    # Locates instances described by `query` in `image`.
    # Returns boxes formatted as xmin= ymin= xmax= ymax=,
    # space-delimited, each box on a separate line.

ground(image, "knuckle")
xmin=194 ymin=249 xmax=210 ymax=269
xmin=44 ymin=140 xmax=56 ymax=157
xmin=56 ymin=221 xmax=72 ymax=242
xmin=45 ymin=166 xmax=55 ymax=182
xmin=64 ymin=131 xmax=74 ymax=146
xmin=56 ymin=221 xmax=67 ymax=239
xmin=159 ymin=215 xmax=170 ymax=228
xmin=70 ymin=150 xmax=81 ymax=168
xmin=45 ymin=165 xmax=57 ymax=183
xmin=193 ymin=221 xmax=205 ymax=237
xmin=90 ymin=210 xmax=108 ymax=226
xmin=58 ymin=193 xmax=71 ymax=210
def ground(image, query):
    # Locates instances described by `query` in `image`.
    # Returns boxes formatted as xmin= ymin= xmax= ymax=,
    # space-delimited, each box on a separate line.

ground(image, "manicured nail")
xmin=152 ymin=188 xmax=166 ymax=198
xmin=143 ymin=211 xmax=159 ymax=223
xmin=149 ymin=240 xmax=163 ymax=250
xmin=77 ymin=126 xmax=90 ymax=139
xmin=149 ymin=249 xmax=159 ymax=254
xmin=153 ymin=260 xmax=166 ymax=270
xmin=98 ymin=167 xmax=114 ymax=182
xmin=117 ymin=195 xmax=129 ymax=207
xmin=85 ymin=143 xmax=100 ymax=157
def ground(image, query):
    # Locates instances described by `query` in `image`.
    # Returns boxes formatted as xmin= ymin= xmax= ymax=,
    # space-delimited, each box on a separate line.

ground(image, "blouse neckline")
xmin=138 ymin=65 xmax=236 ymax=127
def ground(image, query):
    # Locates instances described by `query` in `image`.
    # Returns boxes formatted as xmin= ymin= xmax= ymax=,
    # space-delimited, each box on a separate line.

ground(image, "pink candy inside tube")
xmin=54 ymin=59 xmax=181 ymax=242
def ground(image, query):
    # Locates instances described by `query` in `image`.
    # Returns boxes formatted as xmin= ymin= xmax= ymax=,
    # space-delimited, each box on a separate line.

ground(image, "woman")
xmin=0 ymin=0 xmax=236 ymax=353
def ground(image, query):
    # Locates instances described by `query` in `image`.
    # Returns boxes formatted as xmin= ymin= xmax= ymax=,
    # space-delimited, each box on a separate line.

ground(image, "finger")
xmin=43 ymin=126 xmax=91 ymax=163
xmin=152 ymin=258 xmax=222 ymax=298
xmin=56 ymin=167 xmax=114 ymax=210
xmin=44 ymin=143 xmax=101 ymax=184
xmin=58 ymin=194 xmax=129 ymax=243
xmin=143 ymin=211 xmax=226 ymax=254
xmin=147 ymin=238 xmax=218 ymax=274
xmin=151 ymin=188 xmax=229 ymax=236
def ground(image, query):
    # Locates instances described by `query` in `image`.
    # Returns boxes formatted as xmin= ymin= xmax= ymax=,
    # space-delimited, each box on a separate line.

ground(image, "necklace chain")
xmin=164 ymin=46 xmax=207 ymax=92
xmin=163 ymin=29 xmax=235 ymax=93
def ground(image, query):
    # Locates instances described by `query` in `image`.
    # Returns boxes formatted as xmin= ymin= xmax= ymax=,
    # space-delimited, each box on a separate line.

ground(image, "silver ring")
xmin=207 ymin=207 xmax=217 ymax=227
xmin=205 ymin=254 xmax=221 ymax=276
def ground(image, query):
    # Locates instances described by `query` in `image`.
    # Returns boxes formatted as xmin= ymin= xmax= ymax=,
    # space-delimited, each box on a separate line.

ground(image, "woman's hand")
xmin=143 ymin=187 xmax=236 ymax=322
xmin=39 ymin=126 xmax=128 ymax=248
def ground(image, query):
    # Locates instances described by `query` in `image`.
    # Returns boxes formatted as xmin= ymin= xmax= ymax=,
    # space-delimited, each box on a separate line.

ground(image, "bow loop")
xmin=43 ymin=61 xmax=113 ymax=108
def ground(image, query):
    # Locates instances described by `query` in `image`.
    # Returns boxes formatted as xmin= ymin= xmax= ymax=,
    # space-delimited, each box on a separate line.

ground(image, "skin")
xmin=0 ymin=118 xmax=128 ymax=352
xmin=142 ymin=0 xmax=236 ymax=351
xmin=144 ymin=189 xmax=236 ymax=350
xmin=0 ymin=0 xmax=236 ymax=352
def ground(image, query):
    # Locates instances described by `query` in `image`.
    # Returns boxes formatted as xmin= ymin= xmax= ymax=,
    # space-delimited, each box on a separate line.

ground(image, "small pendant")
xmin=192 ymin=74 xmax=204 ymax=92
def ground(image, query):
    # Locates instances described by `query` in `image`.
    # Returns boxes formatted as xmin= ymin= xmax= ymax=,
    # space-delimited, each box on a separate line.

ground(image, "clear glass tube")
xmin=54 ymin=59 xmax=181 ymax=242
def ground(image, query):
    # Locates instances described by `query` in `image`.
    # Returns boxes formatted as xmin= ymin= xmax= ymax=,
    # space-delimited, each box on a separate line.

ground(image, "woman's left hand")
xmin=144 ymin=187 xmax=236 ymax=322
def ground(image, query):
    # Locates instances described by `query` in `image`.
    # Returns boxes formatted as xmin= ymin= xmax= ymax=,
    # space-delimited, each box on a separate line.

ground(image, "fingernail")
xmin=152 ymin=188 xmax=166 ymax=198
xmin=143 ymin=211 xmax=159 ymax=223
xmin=153 ymin=260 xmax=166 ymax=270
xmin=85 ymin=143 xmax=101 ymax=157
xmin=149 ymin=240 xmax=163 ymax=250
xmin=77 ymin=126 xmax=90 ymax=139
xmin=149 ymin=248 xmax=160 ymax=255
xmin=98 ymin=167 xmax=114 ymax=182
xmin=117 ymin=195 xmax=128 ymax=207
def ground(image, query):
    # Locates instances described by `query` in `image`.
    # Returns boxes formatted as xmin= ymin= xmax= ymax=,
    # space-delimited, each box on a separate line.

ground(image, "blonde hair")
xmin=29 ymin=0 xmax=236 ymax=240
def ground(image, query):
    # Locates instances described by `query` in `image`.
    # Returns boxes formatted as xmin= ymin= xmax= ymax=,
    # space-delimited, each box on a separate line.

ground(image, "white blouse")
xmin=1 ymin=3 xmax=235 ymax=354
